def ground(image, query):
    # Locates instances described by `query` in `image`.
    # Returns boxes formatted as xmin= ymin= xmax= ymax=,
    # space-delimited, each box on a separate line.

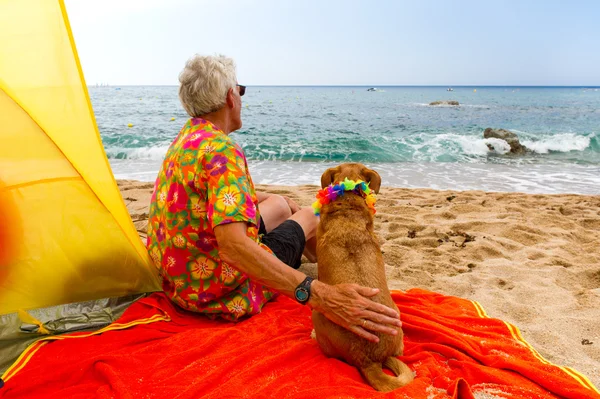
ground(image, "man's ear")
xmin=362 ymin=168 xmax=381 ymax=194
xmin=321 ymin=166 xmax=340 ymax=188
xmin=225 ymin=87 xmax=236 ymax=109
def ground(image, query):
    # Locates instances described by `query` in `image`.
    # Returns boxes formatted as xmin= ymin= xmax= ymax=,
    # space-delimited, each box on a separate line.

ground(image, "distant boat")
xmin=447 ymin=87 xmax=454 ymax=91
xmin=367 ymin=87 xmax=377 ymax=92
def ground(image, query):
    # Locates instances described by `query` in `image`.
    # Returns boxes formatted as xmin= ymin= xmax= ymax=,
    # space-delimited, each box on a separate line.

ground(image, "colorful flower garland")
xmin=312 ymin=178 xmax=377 ymax=216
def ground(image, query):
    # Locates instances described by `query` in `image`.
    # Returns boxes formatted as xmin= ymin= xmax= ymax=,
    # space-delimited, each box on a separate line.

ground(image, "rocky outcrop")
xmin=484 ymin=128 xmax=529 ymax=154
xmin=429 ymin=100 xmax=459 ymax=106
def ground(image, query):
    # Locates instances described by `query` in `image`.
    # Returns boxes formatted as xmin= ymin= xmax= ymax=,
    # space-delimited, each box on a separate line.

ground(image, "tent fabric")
xmin=1 ymin=289 xmax=598 ymax=399
xmin=0 ymin=294 xmax=147 ymax=375
xmin=0 ymin=0 xmax=160 ymax=314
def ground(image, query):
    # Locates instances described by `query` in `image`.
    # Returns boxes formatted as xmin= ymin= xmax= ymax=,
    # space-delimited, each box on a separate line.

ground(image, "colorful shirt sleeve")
xmin=203 ymin=135 xmax=258 ymax=230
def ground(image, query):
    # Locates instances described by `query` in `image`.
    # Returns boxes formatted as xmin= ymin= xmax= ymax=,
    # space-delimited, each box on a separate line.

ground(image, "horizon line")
xmin=88 ymin=84 xmax=600 ymax=88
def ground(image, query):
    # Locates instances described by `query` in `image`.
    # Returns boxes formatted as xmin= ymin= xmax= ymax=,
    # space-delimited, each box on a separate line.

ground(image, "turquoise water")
xmin=90 ymin=86 xmax=600 ymax=194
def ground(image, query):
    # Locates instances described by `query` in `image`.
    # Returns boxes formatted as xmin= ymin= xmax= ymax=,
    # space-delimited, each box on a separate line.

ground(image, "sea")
xmin=89 ymin=86 xmax=600 ymax=195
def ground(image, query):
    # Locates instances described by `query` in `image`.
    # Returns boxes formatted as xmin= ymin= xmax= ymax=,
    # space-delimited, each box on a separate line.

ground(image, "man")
xmin=146 ymin=54 xmax=401 ymax=343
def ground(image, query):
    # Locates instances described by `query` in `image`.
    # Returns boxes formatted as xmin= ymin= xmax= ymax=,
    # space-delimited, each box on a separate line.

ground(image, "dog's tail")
xmin=359 ymin=357 xmax=414 ymax=392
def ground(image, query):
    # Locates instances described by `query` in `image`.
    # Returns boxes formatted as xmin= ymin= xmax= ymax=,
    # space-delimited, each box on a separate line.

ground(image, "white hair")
xmin=178 ymin=54 xmax=237 ymax=117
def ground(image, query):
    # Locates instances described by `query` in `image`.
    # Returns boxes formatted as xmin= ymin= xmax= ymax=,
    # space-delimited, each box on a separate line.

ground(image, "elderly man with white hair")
xmin=146 ymin=54 xmax=401 ymax=343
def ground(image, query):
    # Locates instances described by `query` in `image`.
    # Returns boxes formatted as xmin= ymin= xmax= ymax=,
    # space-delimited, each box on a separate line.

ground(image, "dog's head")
xmin=320 ymin=163 xmax=381 ymax=194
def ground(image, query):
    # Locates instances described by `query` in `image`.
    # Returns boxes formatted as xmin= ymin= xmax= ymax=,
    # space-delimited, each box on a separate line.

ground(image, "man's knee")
xmin=297 ymin=207 xmax=317 ymax=223
xmin=259 ymin=195 xmax=293 ymax=233
xmin=290 ymin=207 xmax=319 ymax=238
xmin=271 ymin=195 xmax=293 ymax=220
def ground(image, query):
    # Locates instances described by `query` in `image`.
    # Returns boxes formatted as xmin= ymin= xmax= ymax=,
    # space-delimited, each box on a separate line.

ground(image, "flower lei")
xmin=312 ymin=178 xmax=377 ymax=216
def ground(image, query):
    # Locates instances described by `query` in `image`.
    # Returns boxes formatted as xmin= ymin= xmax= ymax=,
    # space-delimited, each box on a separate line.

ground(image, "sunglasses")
xmin=237 ymin=84 xmax=246 ymax=97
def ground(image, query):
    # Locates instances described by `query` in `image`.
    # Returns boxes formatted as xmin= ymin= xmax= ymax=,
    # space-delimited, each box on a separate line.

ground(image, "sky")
xmin=64 ymin=0 xmax=600 ymax=86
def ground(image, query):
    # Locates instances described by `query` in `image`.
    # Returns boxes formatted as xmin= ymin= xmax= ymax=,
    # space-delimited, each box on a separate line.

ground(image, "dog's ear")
xmin=321 ymin=166 xmax=340 ymax=188
xmin=362 ymin=168 xmax=381 ymax=194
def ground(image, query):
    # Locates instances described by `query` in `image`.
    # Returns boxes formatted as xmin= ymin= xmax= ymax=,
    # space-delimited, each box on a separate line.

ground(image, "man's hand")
xmin=308 ymin=280 xmax=402 ymax=343
xmin=282 ymin=196 xmax=301 ymax=214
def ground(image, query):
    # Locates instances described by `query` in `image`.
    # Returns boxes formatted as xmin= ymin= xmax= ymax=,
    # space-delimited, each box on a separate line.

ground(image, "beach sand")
xmin=118 ymin=179 xmax=600 ymax=388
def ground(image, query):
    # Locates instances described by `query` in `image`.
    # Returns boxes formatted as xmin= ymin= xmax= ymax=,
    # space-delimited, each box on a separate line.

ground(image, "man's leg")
xmin=289 ymin=208 xmax=318 ymax=263
xmin=258 ymin=195 xmax=292 ymax=233
xmin=259 ymin=195 xmax=318 ymax=263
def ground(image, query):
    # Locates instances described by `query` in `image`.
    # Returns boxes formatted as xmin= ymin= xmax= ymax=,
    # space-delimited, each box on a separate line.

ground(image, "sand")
xmin=117 ymin=179 xmax=600 ymax=388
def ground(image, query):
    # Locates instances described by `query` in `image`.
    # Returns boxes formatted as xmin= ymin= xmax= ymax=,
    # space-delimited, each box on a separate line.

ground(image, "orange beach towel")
xmin=1 ymin=289 xmax=598 ymax=398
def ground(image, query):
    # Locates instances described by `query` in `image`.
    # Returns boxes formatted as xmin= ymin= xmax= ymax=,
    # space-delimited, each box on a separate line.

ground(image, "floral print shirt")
xmin=146 ymin=118 xmax=277 ymax=321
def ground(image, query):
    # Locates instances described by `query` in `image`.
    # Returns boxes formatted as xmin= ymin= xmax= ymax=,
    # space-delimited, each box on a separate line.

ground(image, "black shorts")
xmin=259 ymin=217 xmax=305 ymax=269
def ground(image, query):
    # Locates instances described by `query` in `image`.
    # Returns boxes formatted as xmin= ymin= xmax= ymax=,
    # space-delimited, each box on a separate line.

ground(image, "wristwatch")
xmin=294 ymin=276 xmax=314 ymax=305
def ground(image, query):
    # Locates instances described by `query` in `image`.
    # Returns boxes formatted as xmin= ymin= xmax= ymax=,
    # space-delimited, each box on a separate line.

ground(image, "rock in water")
xmin=429 ymin=100 xmax=460 ymax=106
xmin=484 ymin=128 xmax=529 ymax=154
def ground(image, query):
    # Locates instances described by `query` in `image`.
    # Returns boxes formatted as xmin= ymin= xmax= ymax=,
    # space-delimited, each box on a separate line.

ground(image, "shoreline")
xmin=118 ymin=179 xmax=600 ymax=388
xmin=110 ymin=160 xmax=600 ymax=196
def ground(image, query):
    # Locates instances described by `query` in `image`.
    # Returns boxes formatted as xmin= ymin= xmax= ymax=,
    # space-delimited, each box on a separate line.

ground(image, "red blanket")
xmin=1 ymin=289 xmax=598 ymax=398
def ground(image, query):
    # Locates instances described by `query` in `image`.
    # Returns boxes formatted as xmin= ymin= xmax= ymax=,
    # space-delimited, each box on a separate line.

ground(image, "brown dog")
xmin=312 ymin=163 xmax=414 ymax=392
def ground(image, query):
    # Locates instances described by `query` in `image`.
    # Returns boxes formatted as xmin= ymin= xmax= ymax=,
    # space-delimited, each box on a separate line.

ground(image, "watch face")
xmin=295 ymin=287 xmax=309 ymax=302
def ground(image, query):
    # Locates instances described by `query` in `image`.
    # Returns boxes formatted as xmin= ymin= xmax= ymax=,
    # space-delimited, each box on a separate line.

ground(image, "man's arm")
xmin=214 ymin=221 xmax=402 ymax=342
xmin=216 ymin=221 xmax=306 ymax=298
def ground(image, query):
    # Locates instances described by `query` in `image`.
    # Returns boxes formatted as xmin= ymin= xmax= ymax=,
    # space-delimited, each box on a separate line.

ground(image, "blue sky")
xmin=65 ymin=0 xmax=600 ymax=86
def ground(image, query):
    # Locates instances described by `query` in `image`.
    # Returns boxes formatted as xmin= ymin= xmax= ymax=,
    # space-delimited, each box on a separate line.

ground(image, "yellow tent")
xmin=0 ymin=0 xmax=160 ymax=373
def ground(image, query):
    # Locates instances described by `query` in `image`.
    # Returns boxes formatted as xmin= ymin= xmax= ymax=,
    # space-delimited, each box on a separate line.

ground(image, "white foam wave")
xmin=451 ymin=136 xmax=490 ymax=156
xmin=521 ymin=133 xmax=591 ymax=154
xmin=106 ymin=145 xmax=169 ymax=160
xmin=109 ymin=159 xmax=600 ymax=195
xmin=481 ymin=138 xmax=512 ymax=154
xmin=419 ymin=131 xmax=591 ymax=158
xmin=414 ymin=133 xmax=510 ymax=157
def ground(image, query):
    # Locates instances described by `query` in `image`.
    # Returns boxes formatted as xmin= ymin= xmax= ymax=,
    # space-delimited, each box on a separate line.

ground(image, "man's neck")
xmin=201 ymin=110 xmax=231 ymax=134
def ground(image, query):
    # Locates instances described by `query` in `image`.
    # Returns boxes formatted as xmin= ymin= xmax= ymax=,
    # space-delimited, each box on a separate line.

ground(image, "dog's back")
xmin=312 ymin=164 xmax=413 ymax=392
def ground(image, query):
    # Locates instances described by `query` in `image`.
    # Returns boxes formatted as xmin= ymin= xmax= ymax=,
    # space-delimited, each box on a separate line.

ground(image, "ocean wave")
xmin=105 ymin=145 xmax=169 ymax=160
xmin=521 ymin=133 xmax=592 ymax=154
xmin=415 ymin=132 xmax=594 ymax=160
xmin=481 ymin=138 xmax=512 ymax=154
xmin=103 ymin=131 xmax=596 ymax=164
